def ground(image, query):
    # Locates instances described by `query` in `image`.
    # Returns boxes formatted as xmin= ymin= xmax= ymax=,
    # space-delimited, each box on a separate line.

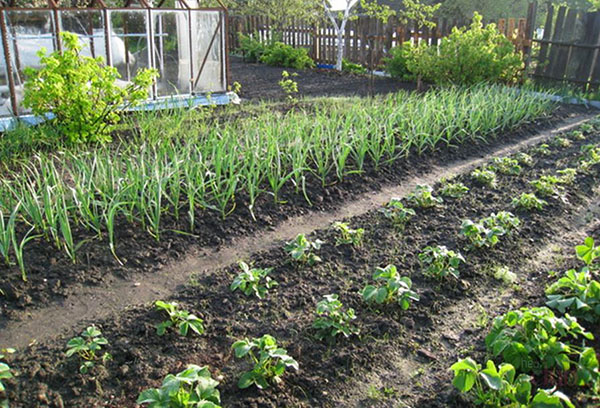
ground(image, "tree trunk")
xmin=335 ymin=29 xmax=345 ymax=71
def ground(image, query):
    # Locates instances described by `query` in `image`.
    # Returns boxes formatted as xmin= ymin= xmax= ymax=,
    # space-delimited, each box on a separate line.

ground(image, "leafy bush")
xmin=511 ymin=193 xmax=547 ymax=211
xmin=230 ymin=261 xmax=277 ymax=299
xmin=361 ymin=264 xmax=419 ymax=309
xmin=155 ymin=301 xmax=204 ymax=337
xmin=485 ymin=307 xmax=598 ymax=385
xmin=400 ymin=13 xmax=523 ymax=85
xmin=313 ymin=294 xmax=359 ymax=341
xmin=379 ymin=199 xmax=416 ymax=230
xmin=546 ymin=269 xmax=600 ymax=323
xmin=137 ymin=365 xmax=222 ymax=408
xmin=260 ymin=42 xmax=315 ymax=70
xmin=65 ymin=326 xmax=112 ymax=374
xmin=232 ymin=334 xmax=298 ymax=389
xmin=284 ymin=234 xmax=324 ymax=265
xmin=332 ymin=222 xmax=364 ymax=247
xmin=237 ymin=33 xmax=269 ymax=62
xmin=407 ymin=184 xmax=443 ymax=208
xmin=419 ymin=245 xmax=465 ymax=280
xmin=471 ymin=168 xmax=497 ymax=187
xmin=383 ymin=45 xmax=412 ymax=80
xmin=23 ymin=32 xmax=157 ymax=144
xmin=451 ymin=358 xmax=575 ymax=408
xmin=342 ymin=59 xmax=367 ymax=74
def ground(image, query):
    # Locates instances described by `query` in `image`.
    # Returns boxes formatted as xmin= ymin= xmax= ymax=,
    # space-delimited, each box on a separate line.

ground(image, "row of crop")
xmin=3 ymin=121 xmax=597 ymax=407
xmin=0 ymin=86 xmax=553 ymax=281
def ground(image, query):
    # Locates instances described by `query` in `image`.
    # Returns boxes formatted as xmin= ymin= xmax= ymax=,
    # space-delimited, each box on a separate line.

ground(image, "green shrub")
xmin=383 ymin=45 xmax=413 ymax=80
xmin=237 ymin=33 xmax=269 ymax=62
xmin=342 ymin=59 xmax=367 ymax=74
xmin=400 ymin=13 xmax=523 ymax=85
xmin=260 ymin=42 xmax=315 ymax=70
xmin=23 ymin=32 xmax=157 ymax=144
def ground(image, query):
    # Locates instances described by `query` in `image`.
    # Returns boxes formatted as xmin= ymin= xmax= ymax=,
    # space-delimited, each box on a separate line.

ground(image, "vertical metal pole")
xmin=0 ymin=10 xmax=18 ymax=116
xmin=103 ymin=8 xmax=113 ymax=66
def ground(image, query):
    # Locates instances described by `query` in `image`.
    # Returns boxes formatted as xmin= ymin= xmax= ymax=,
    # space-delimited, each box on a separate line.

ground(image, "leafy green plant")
xmin=23 ymin=32 xmax=157 ymax=144
xmin=383 ymin=45 xmax=412 ymax=80
xmin=237 ymin=33 xmax=269 ymax=62
xmin=451 ymin=358 xmax=574 ymax=408
xmin=530 ymin=175 xmax=561 ymax=197
xmin=485 ymin=307 xmax=598 ymax=385
xmin=578 ymin=123 xmax=594 ymax=135
xmin=284 ymin=233 xmax=324 ymax=265
xmin=440 ymin=180 xmax=469 ymax=198
xmin=230 ymin=261 xmax=277 ymax=299
xmin=342 ymin=59 xmax=367 ymax=74
xmin=261 ymin=42 xmax=314 ymax=69
xmin=313 ymin=294 xmax=359 ymax=341
xmin=155 ymin=301 xmax=205 ymax=337
xmin=471 ymin=168 xmax=497 ymax=187
xmin=137 ymin=364 xmax=221 ymax=408
xmin=552 ymin=136 xmax=571 ymax=148
xmin=0 ymin=349 xmax=14 ymax=396
xmin=576 ymin=236 xmax=599 ymax=268
xmin=278 ymin=70 xmax=299 ymax=102
xmin=332 ymin=221 xmax=364 ymax=247
xmin=460 ymin=212 xmax=520 ymax=249
xmin=362 ymin=264 xmax=419 ymax=309
xmin=546 ymin=269 xmax=600 ymax=323
xmin=556 ymin=168 xmax=577 ymax=185
xmin=492 ymin=157 xmax=522 ymax=175
xmin=379 ymin=199 xmax=416 ymax=230
xmin=568 ymin=130 xmax=585 ymax=141
xmin=232 ymin=334 xmax=298 ymax=389
xmin=66 ymin=326 xmax=112 ymax=374
xmin=406 ymin=184 xmax=443 ymax=208
xmin=419 ymin=245 xmax=465 ymax=280
xmin=531 ymin=143 xmax=551 ymax=156
xmin=514 ymin=152 xmax=534 ymax=167
xmin=511 ymin=193 xmax=547 ymax=211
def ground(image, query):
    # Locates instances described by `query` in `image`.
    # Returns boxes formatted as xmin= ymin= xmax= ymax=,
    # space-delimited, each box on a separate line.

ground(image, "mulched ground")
xmin=3 ymin=120 xmax=599 ymax=407
xmin=229 ymin=56 xmax=419 ymax=100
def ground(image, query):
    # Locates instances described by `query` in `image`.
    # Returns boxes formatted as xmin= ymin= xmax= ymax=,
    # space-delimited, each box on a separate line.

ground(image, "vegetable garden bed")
xmin=1 ymin=109 xmax=599 ymax=407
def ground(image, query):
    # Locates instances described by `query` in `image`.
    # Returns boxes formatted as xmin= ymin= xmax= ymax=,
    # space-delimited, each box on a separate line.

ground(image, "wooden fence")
xmin=229 ymin=9 xmax=533 ymax=69
xmin=533 ymin=5 xmax=600 ymax=88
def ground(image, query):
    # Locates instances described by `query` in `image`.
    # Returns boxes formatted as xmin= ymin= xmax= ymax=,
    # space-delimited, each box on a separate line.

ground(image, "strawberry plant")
xmin=576 ymin=236 xmax=599 ymax=269
xmin=546 ymin=269 xmax=600 ymax=323
xmin=284 ymin=233 xmax=324 ymax=265
xmin=65 ymin=326 xmax=112 ymax=374
xmin=569 ymin=130 xmax=585 ymax=141
xmin=579 ymin=123 xmax=593 ymax=134
xmin=552 ymin=136 xmax=571 ymax=148
xmin=0 ymin=349 xmax=14 ymax=396
xmin=332 ymin=222 xmax=364 ymax=247
xmin=362 ymin=264 xmax=419 ymax=309
xmin=460 ymin=212 xmax=520 ymax=249
xmin=485 ymin=307 xmax=598 ymax=386
xmin=451 ymin=358 xmax=574 ymax=408
xmin=440 ymin=180 xmax=469 ymax=198
xmin=532 ymin=143 xmax=551 ymax=156
xmin=471 ymin=168 xmax=497 ymax=187
xmin=406 ymin=185 xmax=443 ymax=208
xmin=530 ymin=175 xmax=561 ymax=197
xmin=155 ymin=301 xmax=205 ymax=337
xmin=137 ymin=364 xmax=221 ymax=408
xmin=230 ymin=261 xmax=277 ymax=299
xmin=557 ymin=168 xmax=577 ymax=185
xmin=418 ymin=245 xmax=465 ymax=279
xmin=492 ymin=157 xmax=522 ymax=175
xmin=511 ymin=193 xmax=546 ymax=211
xmin=232 ymin=334 xmax=298 ymax=389
xmin=514 ymin=152 xmax=534 ymax=167
xmin=379 ymin=199 xmax=416 ymax=230
xmin=313 ymin=294 xmax=359 ymax=341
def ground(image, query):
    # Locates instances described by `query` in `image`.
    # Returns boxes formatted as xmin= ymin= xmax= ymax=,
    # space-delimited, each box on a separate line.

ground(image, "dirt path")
xmin=0 ymin=114 xmax=594 ymax=350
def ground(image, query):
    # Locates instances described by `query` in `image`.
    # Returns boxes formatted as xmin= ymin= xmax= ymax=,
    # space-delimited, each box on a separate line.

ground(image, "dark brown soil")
xmin=2 ymin=119 xmax=599 ymax=407
xmin=230 ymin=56 xmax=420 ymax=100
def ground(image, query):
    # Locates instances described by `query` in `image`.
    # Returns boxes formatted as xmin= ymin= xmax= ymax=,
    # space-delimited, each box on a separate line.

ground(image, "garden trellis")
xmin=0 ymin=0 xmax=231 ymax=121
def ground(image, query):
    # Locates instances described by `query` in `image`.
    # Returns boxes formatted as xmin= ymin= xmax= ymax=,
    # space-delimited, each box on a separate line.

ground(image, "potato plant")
xmin=313 ymin=294 xmax=359 ymax=341
xmin=418 ymin=245 xmax=465 ymax=280
xmin=406 ymin=185 xmax=443 ymax=208
xmin=485 ymin=307 xmax=598 ymax=386
xmin=230 ymin=261 xmax=277 ymax=299
xmin=155 ymin=301 xmax=205 ymax=337
xmin=440 ymin=180 xmax=469 ymax=198
xmin=461 ymin=212 xmax=520 ymax=250
xmin=332 ymin=221 xmax=364 ymax=247
xmin=232 ymin=334 xmax=298 ymax=389
xmin=530 ymin=175 xmax=561 ymax=197
xmin=491 ymin=157 xmax=521 ymax=175
xmin=362 ymin=264 xmax=419 ymax=309
xmin=471 ymin=168 xmax=497 ymax=187
xmin=284 ymin=233 xmax=324 ymax=265
xmin=137 ymin=364 xmax=221 ymax=408
xmin=546 ymin=269 xmax=600 ymax=323
xmin=511 ymin=193 xmax=546 ymax=211
xmin=379 ymin=198 xmax=416 ymax=230
xmin=65 ymin=326 xmax=112 ymax=374
xmin=451 ymin=358 xmax=574 ymax=408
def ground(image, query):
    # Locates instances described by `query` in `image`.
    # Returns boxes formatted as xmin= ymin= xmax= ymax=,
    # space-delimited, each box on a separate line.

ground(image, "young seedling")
xmin=406 ymin=185 xmax=443 ymax=208
xmin=514 ymin=152 xmax=534 ymax=167
xmin=332 ymin=221 xmax=364 ymax=247
xmin=137 ymin=364 xmax=222 ymax=408
xmin=419 ymin=245 xmax=465 ymax=280
xmin=313 ymin=294 xmax=359 ymax=341
xmin=231 ymin=261 xmax=277 ymax=299
xmin=66 ymin=326 xmax=112 ymax=374
xmin=232 ymin=334 xmax=298 ymax=389
xmin=440 ymin=180 xmax=469 ymax=199
xmin=155 ymin=301 xmax=205 ymax=337
xmin=379 ymin=199 xmax=416 ymax=230
xmin=362 ymin=264 xmax=419 ymax=309
xmin=491 ymin=157 xmax=521 ymax=175
xmin=511 ymin=193 xmax=547 ymax=211
xmin=460 ymin=212 xmax=520 ymax=249
xmin=530 ymin=175 xmax=561 ymax=197
xmin=284 ymin=233 xmax=324 ymax=265
xmin=279 ymin=70 xmax=299 ymax=102
xmin=471 ymin=168 xmax=497 ymax=187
